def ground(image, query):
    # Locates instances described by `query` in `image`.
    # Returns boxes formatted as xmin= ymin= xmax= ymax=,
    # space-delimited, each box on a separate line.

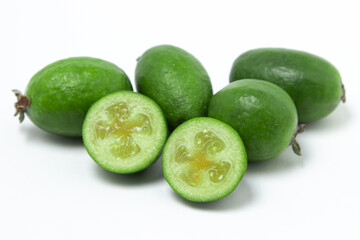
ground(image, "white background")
xmin=1 ymin=0 xmax=360 ymax=239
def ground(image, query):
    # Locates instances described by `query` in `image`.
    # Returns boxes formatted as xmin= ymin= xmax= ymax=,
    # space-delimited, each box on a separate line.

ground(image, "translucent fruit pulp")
xmin=175 ymin=130 xmax=231 ymax=186
xmin=94 ymin=102 xmax=152 ymax=159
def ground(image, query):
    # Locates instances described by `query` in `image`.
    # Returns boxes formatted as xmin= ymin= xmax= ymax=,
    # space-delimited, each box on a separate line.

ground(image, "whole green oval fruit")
xmin=208 ymin=79 xmax=301 ymax=161
xmin=13 ymin=57 xmax=133 ymax=137
xmin=135 ymin=45 xmax=213 ymax=130
xmin=229 ymin=48 xmax=345 ymax=122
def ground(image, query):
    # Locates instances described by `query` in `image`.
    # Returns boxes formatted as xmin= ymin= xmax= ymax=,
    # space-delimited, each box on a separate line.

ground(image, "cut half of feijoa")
xmin=162 ymin=117 xmax=247 ymax=202
xmin=83 ymin=91 xmax=168 ymax=174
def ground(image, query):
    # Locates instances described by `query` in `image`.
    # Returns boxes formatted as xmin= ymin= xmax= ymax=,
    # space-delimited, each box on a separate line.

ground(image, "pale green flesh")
xmin=83 ymin=91 xmax=167 ymax=173
xmin=94 ymin=102 xmax=152 ymax=159
xmin=163 ymin=118 xmax=247 ymax=202
xmin=174 ymin=130 xmax=231 ymax=187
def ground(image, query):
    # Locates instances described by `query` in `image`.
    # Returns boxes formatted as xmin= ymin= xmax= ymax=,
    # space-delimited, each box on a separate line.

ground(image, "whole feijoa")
xmin=13 ymin=57 xmax=133 ymax=137
xmin=135 ymin=45 xmax=213 ymax=130
xmin=208 ymin=80 xmax=302 ymax=161
xmin=229 ymin=48 xmax=345 ymax=122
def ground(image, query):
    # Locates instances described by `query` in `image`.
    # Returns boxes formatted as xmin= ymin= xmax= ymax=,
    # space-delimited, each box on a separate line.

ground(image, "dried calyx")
xmin=13 ymin=90 xmax=30 ymax=123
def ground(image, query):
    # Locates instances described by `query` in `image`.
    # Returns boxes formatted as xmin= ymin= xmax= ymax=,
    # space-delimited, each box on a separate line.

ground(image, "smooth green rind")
xmin=163 ymin=117 xmax=247 ymax=202
xmin=83 ymin=91 xmax=168 ymax=174
xmin=135 ymin=45 xmax=213 ymax=130
xmin=229 ymin=48 xmax=343 ymax=122
xmin=208 ymin=80 xmax=298 ymax=161
xmin=25 ymin=57 xmax=133 ymax=137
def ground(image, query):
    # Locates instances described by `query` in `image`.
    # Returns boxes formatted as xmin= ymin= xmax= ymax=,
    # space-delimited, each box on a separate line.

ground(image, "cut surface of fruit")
xmin=163 ymin=117 xmax=247 ymax=202
xmin=83 ymin=91 xmax=168 ymax=173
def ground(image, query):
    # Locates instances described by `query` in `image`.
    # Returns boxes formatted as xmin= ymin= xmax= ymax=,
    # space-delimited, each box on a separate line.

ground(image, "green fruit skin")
xmin=25 ymin=57 xmax=133 ymax=137
xmin=229 ymin=48 xmax=343 ymax=122
xmin=208 ymin=80 xmax=298 ymax=161
xmin=135 ymin=45 xmax=213 ymax=130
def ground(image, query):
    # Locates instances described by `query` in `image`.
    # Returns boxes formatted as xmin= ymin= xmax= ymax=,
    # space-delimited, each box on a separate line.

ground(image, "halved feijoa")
xmin=83 ymin=91 xmax=168 ymax=174
xmin=162 ymin=117 xmax=247 ymax=202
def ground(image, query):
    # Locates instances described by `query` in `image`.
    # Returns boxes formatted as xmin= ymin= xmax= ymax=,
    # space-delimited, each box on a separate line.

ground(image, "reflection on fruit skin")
xmin=94 ymin=102 xmax=152 ymax=159
xmin=175 ymin=130 xmax=231 ymax=186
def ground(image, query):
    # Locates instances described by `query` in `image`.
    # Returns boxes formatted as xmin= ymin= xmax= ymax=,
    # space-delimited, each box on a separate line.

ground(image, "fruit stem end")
xmin=291 ymin=124 xmax=305 ymax=156
xmin=341 ymin=84 xmax=346 ymax=103
xmin=12 ymin=89 xmax=30 ymax=123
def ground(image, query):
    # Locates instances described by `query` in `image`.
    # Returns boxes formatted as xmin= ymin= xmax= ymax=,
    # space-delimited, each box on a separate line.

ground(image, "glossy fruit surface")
xmin=229 ymin=48 xmax=345 ymax=122
xmin=208 ymin=80 xmax=299 ymax=161
xmin=83 ymin=91 xmax=168 ymax=173
xmin=15 ymin=57 xmax=132 ymax=137
xmin=163 ymin=117 xmax=247 ymax=202
xmin=135 ymin=45 xmax=213 ymax=130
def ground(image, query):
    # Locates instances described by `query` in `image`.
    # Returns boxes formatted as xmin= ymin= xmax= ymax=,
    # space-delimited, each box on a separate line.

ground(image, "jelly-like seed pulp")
xmin=94 ymin=102 xmax=152 ymax=159
xmin=175 ymin=130 xmax=231 ymax=186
